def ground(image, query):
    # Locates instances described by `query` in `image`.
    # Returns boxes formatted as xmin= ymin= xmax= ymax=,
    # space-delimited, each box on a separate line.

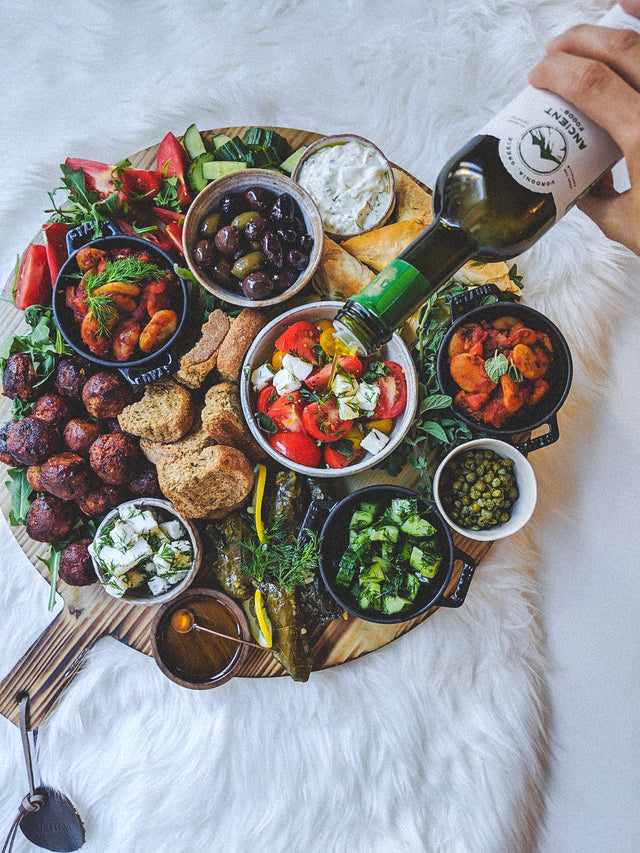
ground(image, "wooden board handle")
xmin=0 ymin=606 xmax=107 ymax=729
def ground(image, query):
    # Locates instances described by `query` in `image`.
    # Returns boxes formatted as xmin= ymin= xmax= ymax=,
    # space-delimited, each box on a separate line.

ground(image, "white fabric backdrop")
xmin=1 ymin=2 xmax=639 ymax=852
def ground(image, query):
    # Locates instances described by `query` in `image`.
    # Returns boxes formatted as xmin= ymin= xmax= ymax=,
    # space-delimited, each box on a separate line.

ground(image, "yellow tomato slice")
xmin=272 ymin=350 xmax=284 ymax=370
xmin=319 ymin=327 xmax=336 ymax=357
xmin=365 ymin=418 xmax=394 ymax=434
xmin=316 ymin=319 xmax=334 ymax=332
xmin=254 ymin=589 xmax=273 ymax=648
xmin=344 ymin=424 xmax=364 ymax=450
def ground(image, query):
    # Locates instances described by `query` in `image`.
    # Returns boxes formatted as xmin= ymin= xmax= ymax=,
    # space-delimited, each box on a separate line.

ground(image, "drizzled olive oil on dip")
xmin=297 ymin=139 xmax=392 ymax=237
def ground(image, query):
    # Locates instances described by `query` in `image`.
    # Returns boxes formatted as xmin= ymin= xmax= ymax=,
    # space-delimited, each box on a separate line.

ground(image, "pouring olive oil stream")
xmin=333 ymin=4 xmax=639 ymax=356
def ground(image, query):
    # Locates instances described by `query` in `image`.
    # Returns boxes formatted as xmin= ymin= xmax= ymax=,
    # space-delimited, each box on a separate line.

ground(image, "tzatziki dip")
xmin=297 ymin=138 xmax=393 ymax=237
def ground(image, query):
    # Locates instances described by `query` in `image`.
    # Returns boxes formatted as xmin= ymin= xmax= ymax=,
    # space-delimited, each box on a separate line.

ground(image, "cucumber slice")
xmin=243 ymin=127 xmax=269 ymax=147
xmin=183 ymin=124 xmax=207 ymax=159
xmin=280 ymin=145 xmax=308 ymax=175
xmin=201 ymin=160 xmax=248 ymax=181
xmin=210 ymin=133 xmax=232 ymax=150
xmin=217 ymin=136 xmax=250 ymax=161
xmin=186 ymin=152 xmax=217 ymax=194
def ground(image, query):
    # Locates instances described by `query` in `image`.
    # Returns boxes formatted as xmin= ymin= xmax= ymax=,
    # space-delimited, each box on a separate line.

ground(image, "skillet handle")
xmin=65 ymin=219 xmax=123 ymax=254
xmin=118 ymin=349 xmax=177 ymax=389
xmin=514 ymin=413 xmax=559 ymax=455
xmin=436 ymin=546 xmax=477 ymax=609
xmin=449 ymin=282 xmax=503 ymax=322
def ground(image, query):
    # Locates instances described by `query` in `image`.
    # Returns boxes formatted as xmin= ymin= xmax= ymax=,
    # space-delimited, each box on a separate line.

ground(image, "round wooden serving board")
xmin=0 ymin=127 xmax=491 ymax=729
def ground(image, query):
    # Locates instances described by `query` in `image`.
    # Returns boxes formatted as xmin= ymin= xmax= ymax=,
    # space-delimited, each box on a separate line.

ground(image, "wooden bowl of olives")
xmin=182 ymin=169 xmax=324 ymax=308
xmin=433 ymin=438 xmax=537 ymax=541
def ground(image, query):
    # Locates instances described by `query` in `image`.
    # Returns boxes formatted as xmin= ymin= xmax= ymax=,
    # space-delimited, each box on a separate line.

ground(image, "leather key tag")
xmin=19 ymin=786 xmax=85 ymax=852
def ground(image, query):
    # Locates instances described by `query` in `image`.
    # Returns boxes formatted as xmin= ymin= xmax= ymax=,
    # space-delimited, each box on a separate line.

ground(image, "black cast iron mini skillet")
xmin=302 ymin=484 xmax=477 ymax=625
xmin=53 ymin=225 xmax=189 ymax=389
xmin=436 ymin=283 xmax=573 ymax=455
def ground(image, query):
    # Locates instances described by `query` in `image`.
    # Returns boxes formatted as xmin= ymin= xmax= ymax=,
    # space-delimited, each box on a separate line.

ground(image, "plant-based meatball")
xmin=6 ymin=417 xmax=59 ymax=466
xmin=76 ymin=482 xmax=126 ymax=518
xmin=40 ymin=452 xmax=92 ymax=500
xmin=128 ymin=462 xmax=160 ymax=497
xmin=63 ymin=418 xmax=101 ymax=455
xmin=26 ymin=465 xmax=45 ymax=492
xmin=82 ymin=371 xmax=133 ymax=419
xmin=26 ymin=494 xmax=74 ymax=543
xmin=59 ymin=538 xmax=97 ymax=586
xmin=32 ymin=393 xmax=73 ymax=429
xmin=2 ymin=352 xmax=38 ymax=401
xmin=89 ymin=432 xmax=140 ymax=484
xmin=0 ymin=422 xmax=18 ymax=465
xmin=54 ymin=356 xmax=91 ymax=399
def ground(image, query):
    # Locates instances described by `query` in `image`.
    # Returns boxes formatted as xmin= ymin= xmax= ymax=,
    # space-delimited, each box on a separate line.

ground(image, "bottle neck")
xmin=334 ymin=217 xmax=476 ymax=354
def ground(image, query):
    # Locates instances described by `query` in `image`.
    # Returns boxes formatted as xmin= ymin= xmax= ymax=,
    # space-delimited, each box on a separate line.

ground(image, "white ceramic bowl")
xmin=182 ymin=168 xmax=324 ymax=308
xmin=91 ymin=498 xmax=202 ymax=604
xmin=433 ymin=438 xmax=537 ymax=541
xmin=239 ymin=301 xmax=418 ymax=478
xmin=292 ymin=133 xmax=396 ymax=240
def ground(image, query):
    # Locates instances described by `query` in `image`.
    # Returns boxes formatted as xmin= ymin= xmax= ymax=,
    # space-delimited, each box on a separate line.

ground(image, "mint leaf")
xmin=484 ymin=350 xmax=509 ymax=383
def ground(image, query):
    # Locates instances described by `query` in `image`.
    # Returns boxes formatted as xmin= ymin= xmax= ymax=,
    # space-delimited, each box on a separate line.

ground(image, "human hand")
xmin=528 ymin=0 xmax=640 ymax=253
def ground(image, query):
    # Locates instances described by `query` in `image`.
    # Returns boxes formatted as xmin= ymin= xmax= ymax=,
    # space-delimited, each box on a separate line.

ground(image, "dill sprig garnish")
xmin=82 ymin=256 xmax=165 ymax=294
xmin=240 ymin=514 xmax=319 ymax=592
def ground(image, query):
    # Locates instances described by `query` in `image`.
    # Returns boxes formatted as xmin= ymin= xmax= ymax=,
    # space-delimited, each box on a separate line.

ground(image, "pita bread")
xmin=340 ymin=217 xmax=426 ymax=272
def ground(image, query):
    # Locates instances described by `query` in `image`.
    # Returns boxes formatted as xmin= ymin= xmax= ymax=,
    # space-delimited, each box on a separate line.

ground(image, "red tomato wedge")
xmin=324 ymin=444 xmax=364 ymax=469
xmin=164 ymin=221 xmax=185 ymax=256
xmin=14 ymin=244 xmax=52 ymax=310
xmin=275 ymin=321 xmax=321 ymax=365
xmin=301 ymin=399 xmax=353 ymax=442
xmin=305 ymin=355 xmax=363 ymax=393
xmin=156 ymin=132 xmax=192 ymax=208
xmin=267 ymin=392 xmax=307 ymax=433
xmin=372 ymin=361 xmax=408 ymax=419
xmin=257 ymin=385 xmax=279 ymax=413
xmin=268 ymin=432 xmax=322 ymax=467
xmin=114 ymin=166 xmax=164 ymax=201
xmin=42 ymin=222 xmax=70 ymax=283
xmin=64 ymin=158 xmax=115 ymax=196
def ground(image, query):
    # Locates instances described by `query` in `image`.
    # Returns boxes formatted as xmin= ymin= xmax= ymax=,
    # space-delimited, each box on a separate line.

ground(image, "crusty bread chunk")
xmin=139 ymin=409 xmax=215 ymax=465
xmin=156 ymin=444 xmax=254 ymax=519
xmin=340 ymin=217 xmax=426 ymax=273
xmin=117 ymin=378 xmax=195 ymax=443
xmin=201 ymin=381 xmax=266 ymax=463
xmin=216 ymin=308 xmax=268 ymax=382
xmin=312 ymin=235 xmax=374 ymax=300
xmin=174 ymin=308 xmax=231 ymax=390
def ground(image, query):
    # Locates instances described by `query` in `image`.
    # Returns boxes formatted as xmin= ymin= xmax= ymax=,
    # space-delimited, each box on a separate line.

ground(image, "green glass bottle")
xmin=333 ymin=3 xmax=637 ymax=355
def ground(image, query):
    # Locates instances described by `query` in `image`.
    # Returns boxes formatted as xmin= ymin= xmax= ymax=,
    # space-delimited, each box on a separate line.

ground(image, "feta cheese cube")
xmin=360 ymin=427 xmax=391 ymax=456
xmin=355 ymin=382 xmax=380 ymax=414
xmin=332 ymin=373 xmax=358 ymax=398
xmin=147 ymin=575 xmax=170 ymax=596
xmin=129 ymin=509 xmax=158 ymax=535
xmin=337 ymin=396 xmax=360 ymax=421
xmin=251 ymin=362 xmax=275 ymax=392
xmin=282 ymin=353 xmax=314 ymax=381
xmin=159 ymin=520 xmax=184 ymax=541
xmin=273 ymin=369 xmax=301 ymax=396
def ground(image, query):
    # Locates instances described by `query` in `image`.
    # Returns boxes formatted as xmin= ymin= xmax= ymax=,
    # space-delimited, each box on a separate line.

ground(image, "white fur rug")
xmin=1 ymin=1 xmax=637 ymax=852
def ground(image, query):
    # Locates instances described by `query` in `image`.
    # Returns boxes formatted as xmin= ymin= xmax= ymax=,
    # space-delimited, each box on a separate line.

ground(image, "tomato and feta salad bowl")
xmin=182 ymin=168 xmax=324 ymax=309
xmin=89 ymin=498 xmax=202 ymax=605
xmin=433 ymin=438 xmax=538 ymax=542
xmin=306 ymin=484 xmax=477 ymax=625
xmin=239 ymin=301 xmax=418 ymax=477
xmin=436 ymin=284 xmax=573 ymax=454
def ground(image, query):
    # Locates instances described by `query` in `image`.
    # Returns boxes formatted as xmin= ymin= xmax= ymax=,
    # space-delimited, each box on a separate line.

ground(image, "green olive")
xmin=231 ymin=210 xmax=261 ymax=230
xmin=231 ymin=251 xmax=263 ymax=279
xmin=200 ymin=212 xmax=222 ymax=235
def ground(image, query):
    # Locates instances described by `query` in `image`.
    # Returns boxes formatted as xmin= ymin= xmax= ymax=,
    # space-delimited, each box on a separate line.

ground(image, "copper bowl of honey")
xmin=150 ymin=588 xmax=251 ymax=689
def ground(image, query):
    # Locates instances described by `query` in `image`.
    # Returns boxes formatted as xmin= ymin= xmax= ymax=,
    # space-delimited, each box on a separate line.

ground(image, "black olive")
xmin=299 ymin=234 xmax=314 ymax=252
xmin=219 ymin=193 xmax=243 ymax=219
xmin=194 ymin=239 xmax=216 ymax=266
xmin=276 ymin=227 xmax=298 ymax=247
xmin=244 ymin=215 xmax=268 ymax=242
xmin=241 ymin=272 xmax=274 ymax=299
xmin=286 ymin=249 xmax=309 ymax=271
xmin=269 ymin=192 xmax=296 ymax=224
xmin=215 ymin=225 xmax=242 ymax=256
xmin=262 ymin=230 xmax=284 ymax=269
xmin=271 ymin=268 xmax=297 ymax=292
xmin=243 ymin=186 xmax=276 ymax=213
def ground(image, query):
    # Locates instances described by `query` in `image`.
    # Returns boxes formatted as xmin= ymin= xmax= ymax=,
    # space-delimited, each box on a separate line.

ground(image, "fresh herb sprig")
xmin=46 ymin=164 xmax=122 ymax=239
xmin=38 ymin=518 xmax=98 ymax=611
xmin=240 ymin=515 xmax=319 ymax=593
xmin=82 ymin=256 xmax=165 ymax=292
xmin=0 ymin=306 xmax=71 ymax=417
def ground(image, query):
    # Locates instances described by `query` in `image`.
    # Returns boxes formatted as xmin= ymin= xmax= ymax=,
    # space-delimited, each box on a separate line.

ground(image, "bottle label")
xmin=479 ymin=85 xmax=621 ymax=219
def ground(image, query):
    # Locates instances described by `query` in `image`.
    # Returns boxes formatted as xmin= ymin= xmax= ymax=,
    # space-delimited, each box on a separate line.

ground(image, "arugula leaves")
xmin=46 ymin=164 xmax=122 ymax=239
xmin=5 ymin=467 xmax=33 ymax=526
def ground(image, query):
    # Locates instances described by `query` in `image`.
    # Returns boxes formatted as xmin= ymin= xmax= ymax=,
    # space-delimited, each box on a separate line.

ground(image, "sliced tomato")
xmin=257 ymin=385 xmax=279 ymax=413
xmin=305 ymin=355 xmax=363 ymax=393
xmin=372 ymin=361 xmax=407 ymax=419
xmin=301 ymin=398 xmax=353 ymax=442
xmin=114 ymin=166 xmax=164 ymax=202
xmin=164 ymin=221 xmax=185 ymax=257
xmin=267 ymin=391 xmax=307 ymax=433
xmin=14 ymin=244 xmax=52 ymax=310
xmin=42 ymin=222 xmax=70 ymax=283
xmin=275 ymin=320 xmax=321 ymax=365
xmin=152 ymin=206 xmax=185 ymax=225
xmin=156 ymin=132 xmax=193 ymax=208
xmin=324 ymin=443 xmax=364 ymax=469
xmin=64 ymin=158 xmax=115 ymax=196
xmin=268 ymin=431 xmax=322 ymax=467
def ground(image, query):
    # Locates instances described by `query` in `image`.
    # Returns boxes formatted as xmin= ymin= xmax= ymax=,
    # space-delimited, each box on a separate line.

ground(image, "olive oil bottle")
xmin=334 ymin=3 xmax=639 ymax=355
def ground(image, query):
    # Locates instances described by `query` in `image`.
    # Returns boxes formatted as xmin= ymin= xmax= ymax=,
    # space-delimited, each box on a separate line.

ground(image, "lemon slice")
xmin=254 ymin=589 xmax=273 ymax=648
xmin=252 ymin=463 xmax=267 ymax=543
